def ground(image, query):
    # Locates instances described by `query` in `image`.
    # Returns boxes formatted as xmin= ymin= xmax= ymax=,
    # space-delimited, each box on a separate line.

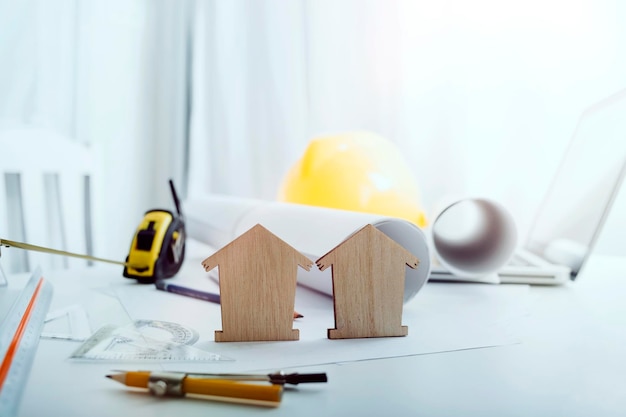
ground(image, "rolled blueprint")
xmin=185 ymin=194 xmax=432 ymax=303
xmin=429 ymin=198 xmax=518 ymax=280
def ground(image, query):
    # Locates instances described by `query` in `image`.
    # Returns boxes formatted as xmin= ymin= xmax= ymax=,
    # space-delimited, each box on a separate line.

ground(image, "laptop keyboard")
xmin=508 ymin=254 xmax=534 ymax=267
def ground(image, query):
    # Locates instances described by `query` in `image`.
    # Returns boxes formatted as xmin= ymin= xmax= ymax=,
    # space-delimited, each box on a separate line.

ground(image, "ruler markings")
xmin=0 ymin=268 xmax=53 ymax=416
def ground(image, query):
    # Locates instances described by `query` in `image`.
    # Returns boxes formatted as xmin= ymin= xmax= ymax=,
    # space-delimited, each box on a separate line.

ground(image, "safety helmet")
xmin=278 ymin=131 xmax=427 ymax=227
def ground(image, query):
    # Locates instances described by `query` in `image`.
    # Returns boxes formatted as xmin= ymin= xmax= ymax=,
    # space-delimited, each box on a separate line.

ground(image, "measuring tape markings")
xmin=0 ymin=268 xmax=53 ymax=415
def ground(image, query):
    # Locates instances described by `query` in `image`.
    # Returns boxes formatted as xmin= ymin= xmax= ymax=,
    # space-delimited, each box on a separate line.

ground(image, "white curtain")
xmin=188 ymin=0 xmax=310 ymax=200
xmin=73 ymin=0 xmax=192 ymax=260
xmin=0 ymin=0 xmax=77 ymax=132
xmin=189 ymin=0 xmax=626 ymax=253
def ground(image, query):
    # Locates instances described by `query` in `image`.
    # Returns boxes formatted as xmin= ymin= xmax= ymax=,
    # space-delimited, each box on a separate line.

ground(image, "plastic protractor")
xmin=132 ymin=320 xmax=198 ymax=345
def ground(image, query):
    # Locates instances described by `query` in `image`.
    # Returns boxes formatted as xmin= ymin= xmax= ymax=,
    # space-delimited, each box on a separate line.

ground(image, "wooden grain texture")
xmin=201 ymin=224 xmax=313 ymax=342
xmin=316 ymin=224 xmax=420 ymax=339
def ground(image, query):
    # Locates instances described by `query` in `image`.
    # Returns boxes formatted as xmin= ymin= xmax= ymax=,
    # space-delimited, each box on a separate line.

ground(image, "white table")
xmin=10 ymin=254 xmax=626 ymax=417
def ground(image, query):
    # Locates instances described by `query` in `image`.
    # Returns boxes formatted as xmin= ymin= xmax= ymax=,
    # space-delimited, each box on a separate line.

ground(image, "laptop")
xmin=430 ymin=88 xmax=626 ymax=285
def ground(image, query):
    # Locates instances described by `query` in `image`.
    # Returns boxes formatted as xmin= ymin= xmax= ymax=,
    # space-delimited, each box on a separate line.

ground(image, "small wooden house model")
xmin=316 ymin=224 xmax=420 ymax=339
xmin=201 ymin=224 xmax=313 ymax=342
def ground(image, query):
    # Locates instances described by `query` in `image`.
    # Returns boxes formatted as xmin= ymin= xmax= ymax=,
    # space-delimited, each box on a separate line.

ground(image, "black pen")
xmin=154 ymin=280 xmax=304 ymax=319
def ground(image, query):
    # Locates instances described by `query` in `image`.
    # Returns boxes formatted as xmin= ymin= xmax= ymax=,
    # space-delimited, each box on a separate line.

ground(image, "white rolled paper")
xmin=185 ymin=194 xmax=432 ymax=303
xmin=430 ymin=198 xmax=518 ymax=279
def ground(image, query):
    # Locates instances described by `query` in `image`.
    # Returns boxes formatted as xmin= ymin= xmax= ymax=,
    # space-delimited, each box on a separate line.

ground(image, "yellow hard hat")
xmin=278 ymin=131 xmax=427 ymax=228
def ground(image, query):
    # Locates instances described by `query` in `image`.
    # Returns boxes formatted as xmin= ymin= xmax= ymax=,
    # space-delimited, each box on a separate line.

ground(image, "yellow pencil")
xmin=107 ymin=371 xmax=283 ymax=407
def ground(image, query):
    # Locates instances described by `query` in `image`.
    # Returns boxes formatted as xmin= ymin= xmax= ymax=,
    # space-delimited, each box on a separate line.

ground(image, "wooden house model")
xmin=316 ymin=224 xmax=420 ymax=339
xmin=201 ymin=224 xmax=313 ymax=342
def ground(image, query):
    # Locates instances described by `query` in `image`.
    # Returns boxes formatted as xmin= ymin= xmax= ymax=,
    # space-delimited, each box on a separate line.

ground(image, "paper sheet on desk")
xmin=111 ymin=280 xmax=528 ymax=373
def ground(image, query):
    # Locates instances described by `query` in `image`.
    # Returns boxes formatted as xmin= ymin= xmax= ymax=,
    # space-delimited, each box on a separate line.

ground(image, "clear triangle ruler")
xmin=42 ymin=305 xmax=92 ymax=341
xmin=0 ymin=267 xmax=53 ymax=416
xmin=69 ymin=320 xmax=233 ymax=362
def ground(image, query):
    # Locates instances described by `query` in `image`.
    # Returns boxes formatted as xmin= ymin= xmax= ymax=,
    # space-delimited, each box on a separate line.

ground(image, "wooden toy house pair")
xmin=201 ymin=223 xmax=420 ymax=342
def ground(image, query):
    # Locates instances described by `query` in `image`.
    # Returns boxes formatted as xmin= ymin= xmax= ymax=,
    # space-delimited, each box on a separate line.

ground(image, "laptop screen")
xmin=525 ymin=89 xmax=626 ymax=277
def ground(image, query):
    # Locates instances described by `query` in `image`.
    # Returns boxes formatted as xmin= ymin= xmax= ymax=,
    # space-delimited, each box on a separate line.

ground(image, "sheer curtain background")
xmin=188 ymin=0 xmax=626 ymax=255
xmin=1 ymin=0 xmax=625 ymax=263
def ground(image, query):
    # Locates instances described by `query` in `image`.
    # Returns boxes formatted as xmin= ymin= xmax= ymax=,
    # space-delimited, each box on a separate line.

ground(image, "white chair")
xmin=0 ymin=127 xmax=95 ymax=274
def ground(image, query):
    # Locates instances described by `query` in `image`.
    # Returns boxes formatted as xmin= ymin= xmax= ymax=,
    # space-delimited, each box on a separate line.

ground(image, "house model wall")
xmin=201 ymin=224 xmax=313 ymax=342
xmin=316 ymin=224 xmax=420 ymax=339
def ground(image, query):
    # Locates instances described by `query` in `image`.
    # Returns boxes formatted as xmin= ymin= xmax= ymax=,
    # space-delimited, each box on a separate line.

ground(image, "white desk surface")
xmin=7 ymin=253 xmax=626 ymax=417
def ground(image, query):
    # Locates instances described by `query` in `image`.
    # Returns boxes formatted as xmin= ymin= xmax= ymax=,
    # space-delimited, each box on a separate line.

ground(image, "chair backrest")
xmin=0 ymin=127 xmax=94 ymax=274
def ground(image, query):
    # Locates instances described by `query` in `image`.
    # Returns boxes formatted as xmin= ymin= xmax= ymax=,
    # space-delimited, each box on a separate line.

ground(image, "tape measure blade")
xmin=0 ymin=268 xmax=53 ymax=416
